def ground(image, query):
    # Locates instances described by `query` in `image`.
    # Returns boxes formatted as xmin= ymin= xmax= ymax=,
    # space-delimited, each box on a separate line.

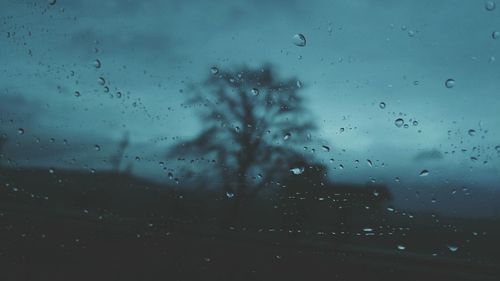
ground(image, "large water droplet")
xmin=485 ymin=1 xmax=496 ymax=11
xmin=292 ymin=33 xmax=306 ymax=47
xmin=290 ymin=167 xmax=305 ymax=175
xmin=394 ymin=118 xmax=404 ymax=128
xmin=445 ymin=78 xmax=455 ymax=88
xmin=419 ymin=169 xmax=429 ymax=177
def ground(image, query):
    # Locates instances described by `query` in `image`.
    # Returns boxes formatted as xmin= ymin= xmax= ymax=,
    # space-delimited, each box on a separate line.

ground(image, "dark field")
xmin=1 ymin=168 xmax=499 ymax=281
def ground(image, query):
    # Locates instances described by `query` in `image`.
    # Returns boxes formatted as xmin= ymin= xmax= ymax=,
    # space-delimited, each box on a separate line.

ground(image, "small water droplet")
xmin=419 ymin=169 xmax=429 ymax=177
xmin=321 ymin=145 xmax=330 ymax=152
xmin=74 ymin=91 xmax=81 ymax=97
xmin=94 ymin=145 xmax=101 ymax=151
xmin=394 ymin=118 xmax=404 ymax=128
xmin=373 ymin=190 xmax=380 ymax=197
xmin=225 ymin=191 xmax=235 ymax=199
xmin=98 ymin=77 xmax=106 ymax=85
xmin=283 ymin=133 xmax=291 ymax=140
xmin=292 ymin=33 xmax=306 ymax=47
xmin=412 ymin=120 xmax=419 ymax=126
xmin=18 ymin=128 xmax=25 ymax=135
xmin=447 ymin=245 xmax=459 ymax=252
xmin=367 ymin=159 xmax=373 ymax=167
xmin=48 ymin=168 xmax=55 ymax=174
xmin=93 ymin=59 xmax=101 ymax=68
xmin=210 ymin=66 xmax=219 ymax=75
xmin=251 ymin=88 xmax=259 ymax=96
xmin=48 ymin=0 xmax=56 ymax=5
xmin=492 ymin=31 xmax=500 ymax=39
xmin=296 ymin=80 xmax=303 ymax=88
xmin=495 ymin=145 xmax=500 ymax=152
xmin=468 ymin=129 xmax=476 ymax=136
xmin=397 ymin=245 xmax=406 ymax=251
xmin=485 ymin=1 xmax=496 ymax=11
xmin=290 ymin=167 xmax=305 ymax=175
xmin=445 ymin=78 xmax=455 ymax=88
xmin=379 ymin=102 xmax=386 ymax=109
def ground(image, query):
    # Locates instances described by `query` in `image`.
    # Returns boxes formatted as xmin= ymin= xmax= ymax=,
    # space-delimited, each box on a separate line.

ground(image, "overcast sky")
xmin=1 ymin=0 xmax=500 ymax=217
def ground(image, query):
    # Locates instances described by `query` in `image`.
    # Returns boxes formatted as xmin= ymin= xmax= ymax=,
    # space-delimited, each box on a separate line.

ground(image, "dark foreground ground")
xmin=1 ymin=209 xmax=499 ymax=281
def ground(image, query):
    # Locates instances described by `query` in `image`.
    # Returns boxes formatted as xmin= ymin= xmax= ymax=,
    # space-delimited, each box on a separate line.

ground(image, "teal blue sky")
xmin=1 ymin=0 xmax=500 ymax=217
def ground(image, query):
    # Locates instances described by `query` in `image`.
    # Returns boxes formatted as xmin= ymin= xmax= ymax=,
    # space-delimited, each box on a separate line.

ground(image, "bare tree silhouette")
xmin=168 ymin=64 xmax=319 ymax=220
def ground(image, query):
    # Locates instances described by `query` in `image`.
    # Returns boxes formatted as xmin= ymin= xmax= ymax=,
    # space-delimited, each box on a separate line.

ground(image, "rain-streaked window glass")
xmin=1 ymin=0 xmax=499 ymax=280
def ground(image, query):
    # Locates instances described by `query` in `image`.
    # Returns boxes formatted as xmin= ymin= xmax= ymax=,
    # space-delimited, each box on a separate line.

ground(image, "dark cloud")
xmin=414 ymin=149 xmax=444 ymax=161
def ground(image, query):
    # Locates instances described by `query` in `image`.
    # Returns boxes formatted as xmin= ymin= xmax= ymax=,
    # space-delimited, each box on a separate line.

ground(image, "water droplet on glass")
xmin=419 ymin=169 xmax=429 ymax=176
xmin=98 ymin=77 xmax=106 ymax=85
xmin=18 ymin=128 xmax=25 ymax=135
xmin=292 ymin=33 xmax=306 ymax=47
xmin=373 ymin=190 xmax=380 ymax=197
xmin=225 ymin=191 xmax=235 ymax=199
xmin=445 ymin=78 xmax=455 ymax=88
xmin=367 ymin=159 xmax=373 ymax=167
xmin=48 ymin=0 xmax=56 ymax=5
xmin=492 ymin=31 xmax=500 ymax=39
xmin=93 ymin=59 xmax=101 ymax=68
xmin=321 ymin=145 xmax=330 ymax=152
xmin=251 ymin=88 xmax=259 ymax=96
xmin=412 ymin=120 xmax=419 ymax=126
xmin=495 ymin=145 xmax=500 ymax=152
xmin=447 ymin=245 xmax=459 ymax=252
xmin=397 ymin=245 xmax=406 ymax=251
xmin=394 ymin=118 xmax=404 ymax=128
xmin=379 ymin=102 xmax=386 ymax=109
xmin=74 ymin=91 xmax=81 ymax=97
xmin=485 ymin=1 xmax=496 ymax=11
xmin=468 ymin=129 xmax=476 ymax=136
xmin=296 ymin=80 xmax=303 ymax=88
xmin=48 ymin=168 xmax=55 ymax=174
xmin=290 ymin=167 xmax=305 ymax=175
xmin=210 ymin=66 xmax=219 ymax=75
xmin=283 ymin=133 xmax=291 ymax=140
xmin=363 ymin=228 xmax=374 ymax=232
xmin=94 ymin=145 xmax=101 ymax=151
